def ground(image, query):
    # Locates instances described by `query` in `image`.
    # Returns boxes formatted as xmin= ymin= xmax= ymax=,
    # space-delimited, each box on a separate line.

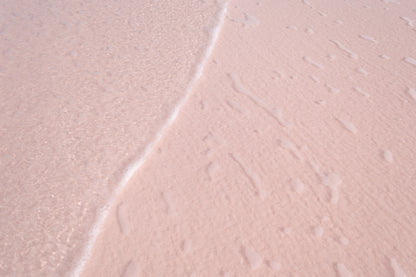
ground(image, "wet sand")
xmin=80 ymin=0 xmax=416 ymax=276
xmin=2 ymin=0 xmax=416 ymax=276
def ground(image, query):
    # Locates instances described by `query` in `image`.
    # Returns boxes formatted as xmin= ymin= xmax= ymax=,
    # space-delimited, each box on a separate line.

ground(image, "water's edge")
xmin=70 ymin=2 xmax=229 ymax=276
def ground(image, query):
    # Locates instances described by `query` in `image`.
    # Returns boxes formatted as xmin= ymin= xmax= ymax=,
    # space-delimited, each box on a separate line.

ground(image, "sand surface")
xmin=1 ymin=0 xmax=416 ymax=276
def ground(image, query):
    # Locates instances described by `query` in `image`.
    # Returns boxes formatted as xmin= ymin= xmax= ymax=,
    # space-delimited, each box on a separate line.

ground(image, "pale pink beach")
xmin=1 ymin=0 xmax=415 ymax=276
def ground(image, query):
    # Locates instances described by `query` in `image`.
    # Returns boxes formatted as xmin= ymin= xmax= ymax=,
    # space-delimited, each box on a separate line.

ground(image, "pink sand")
xmin=2 ymin=0 xmax=416 ymax=276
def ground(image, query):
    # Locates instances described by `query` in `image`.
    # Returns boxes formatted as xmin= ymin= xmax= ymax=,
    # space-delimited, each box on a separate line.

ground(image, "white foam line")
xmin=70 ymin=2 xmax=230 ymax=276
